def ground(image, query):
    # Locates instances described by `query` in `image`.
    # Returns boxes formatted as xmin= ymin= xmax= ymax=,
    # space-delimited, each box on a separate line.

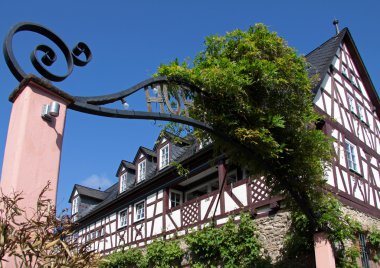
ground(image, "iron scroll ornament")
xmin=3 ymin=22 xmax=92 ymax=82
xmin=2 ymin=22 xmax=216 ymax=133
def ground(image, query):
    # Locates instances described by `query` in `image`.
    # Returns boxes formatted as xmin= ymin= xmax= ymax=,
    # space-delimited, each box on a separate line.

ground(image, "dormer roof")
xmin=133 ymin=146 xmax=157 ymax=163
xmin=116 ymin=160 xmax=135 ymax=177
xmin=153 ymin=131 xmax=191 ymax=150
xmin=68 ymin=184 xmax=109 ymax=203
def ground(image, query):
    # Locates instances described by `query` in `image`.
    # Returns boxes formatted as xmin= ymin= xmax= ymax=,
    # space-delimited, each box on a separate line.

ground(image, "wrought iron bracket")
xmin=3 ymin=22 xmax=215 ymax=133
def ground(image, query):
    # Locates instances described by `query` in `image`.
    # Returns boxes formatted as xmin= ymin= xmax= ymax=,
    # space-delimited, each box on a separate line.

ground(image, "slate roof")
xmin=78 ymin=183 xmax=120 ymax=218
xmin=305 ymin=27 xmax=380 ymax=116
xmin=69 ymin=184 xmax=110 ymax=203
xmin=153 ymin=131 xmax=192 ymax=150
xmin=305 ymin=28 xmax=347 ymax=94
xmin=74 ymin=135 xmax=201 ymax=222
xmin=140 ymin=147 xmax=157 ymax=157
xmin=121 ymin=160 xmax=135 ymax=170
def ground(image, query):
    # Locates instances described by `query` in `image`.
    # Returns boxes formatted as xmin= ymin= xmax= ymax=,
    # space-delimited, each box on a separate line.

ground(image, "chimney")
xmin=333 ymin=19 xmax=340 ymax=35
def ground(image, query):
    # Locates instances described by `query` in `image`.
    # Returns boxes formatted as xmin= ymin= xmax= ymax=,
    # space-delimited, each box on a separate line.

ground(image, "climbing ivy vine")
xmin=154 ymin=23 xmax=379 ymax=266
xmin=185 ymin=213 xmax=270 ymax=267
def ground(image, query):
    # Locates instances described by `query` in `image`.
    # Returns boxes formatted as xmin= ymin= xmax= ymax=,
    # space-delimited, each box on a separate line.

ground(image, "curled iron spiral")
xmin=3 ymin=22 xmax=92 ymax=82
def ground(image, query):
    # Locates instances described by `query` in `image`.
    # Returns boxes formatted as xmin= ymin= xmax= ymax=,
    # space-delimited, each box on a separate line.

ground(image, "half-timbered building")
xmin=69 ymin=27 xmax=380 ymax=263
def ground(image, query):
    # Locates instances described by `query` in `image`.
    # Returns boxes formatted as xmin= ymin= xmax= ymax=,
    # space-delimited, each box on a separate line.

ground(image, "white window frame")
xmin=345 ymin=140 xmax=359 ymax=173
xmin=72 ymin=196 xmax=79 ymax=215
xmin=135 ymin=201 xmax=145 ymax=222
xmin=347 ymin=95 xmax=356 ymax=114
xmin=137 ymin=160 xmax=146 ymax=183
xmin=169 ymin=190 xmax=183 ymax=208
xmin=342 ymin=65 xmax=349 ymax=78
xmin=159 ymin=144 xmax=169 ymax=169
xmin=96 ymin=228 xmax=104 ymax=238
xmin=357 ymin=104 xmax=365 ymax=122
xmin=118 ymin=209 xmax=128 ymax=228
xmin=351 ymin=76 xmax=359 ymax=89
xmin=120 ymin=173 xmax=128 ymax=192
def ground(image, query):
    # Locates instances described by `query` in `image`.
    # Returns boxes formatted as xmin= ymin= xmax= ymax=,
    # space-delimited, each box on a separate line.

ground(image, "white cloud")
xmin=80 ymin=174 xmax=113 ymax=190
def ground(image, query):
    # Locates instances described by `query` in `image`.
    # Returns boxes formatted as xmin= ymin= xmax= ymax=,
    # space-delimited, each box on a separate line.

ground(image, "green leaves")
xmin=100 ymin=239 xmax=183 ymax=268
xmin=157 ymin=24 xmax=332 ymax=196
xmin=186 ymin=214 xmax=270 ymax=267
xmin=146 ymin=239 xmax=183 ymax=268
xmin=99 ymin=249 xmax=147 ymax=268
xmin=156 ymin=22 xmax=370 ymax=266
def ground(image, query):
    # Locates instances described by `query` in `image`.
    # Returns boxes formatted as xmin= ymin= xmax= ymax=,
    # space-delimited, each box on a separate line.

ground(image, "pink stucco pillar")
xmin=314 ymin=232 xmax=336 ymax=268
xmin=1 ymin=76 xmax=72 ymax=212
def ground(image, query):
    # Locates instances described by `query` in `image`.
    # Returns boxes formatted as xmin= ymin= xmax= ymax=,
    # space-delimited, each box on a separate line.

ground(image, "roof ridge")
xmin=305 ymin=28 xmax=347 ymax=57
xmin=75 ymin=183 xmax=105 ymax=192
xmin=140 ymin=146 xmax=155 ymax=153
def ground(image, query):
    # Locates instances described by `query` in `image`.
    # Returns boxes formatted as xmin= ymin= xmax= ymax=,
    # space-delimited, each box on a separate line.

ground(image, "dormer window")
xmin=159 ymin=144 xmax=169 ymax=169
xmin=72 ymin=196 xmax=79 ymax=215
xmin=137 ymin=160 xmax=146 ymax=183
xmin=120 ymin=173 xmax=128 ymax=192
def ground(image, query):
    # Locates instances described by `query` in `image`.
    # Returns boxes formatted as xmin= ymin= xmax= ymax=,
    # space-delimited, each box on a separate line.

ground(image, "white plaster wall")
xmin=157 ymin=190 xmax=163 ymax=199
xmin=156 ymin=200 xmax=163 ymax=214
xmin=153 ymin=216 xmax=163 ymax=236
xmin=147 ymin=204 xmax=154 ymax=218
xmin=232 ymin=184 xmax=248 ymax=206
xmin=224 ymin=193 xmax=238 ymax=212
xmin=313 ymin=89 xmax=324 ymax=109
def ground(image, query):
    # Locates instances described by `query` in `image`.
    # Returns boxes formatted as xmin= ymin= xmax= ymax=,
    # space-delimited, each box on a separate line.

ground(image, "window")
xmin=357 ymin=104 xmax=365 ymax=122
xmin=345 ymin=140 xmax=359 ymax=172
xmin=135 ymin=201 xmax=145 ymax=221
xmin=119 ymin=209 xmax=128 ymax=228
xmin=358 ymin=233 xmax=370 ymax=268
xmin=120 ymin=173 xmax=128 ymax=192
xmin=137 ymin=160 xmax=146 ymax=183
xmin=185 ymin=179 xmax=219 ymax=201
xmin=96 ymin=228 xmax=104 ymax=238
xmin=342 ymin=65 xmax=349 ymax=78
xmin=347 ymin=95 xmax=355 ymax=113
xmin=169 ymin=190 xmax=182 ymax=208
xmin=160 ymin=144 xmax=169 ymax=169
xmin=72 ymin=196 xmax=79 ymax=215
xmin=226 ymin=170 xmax=239 ymax=184
xmin=351 ymin=77 xmax=359 ymax=89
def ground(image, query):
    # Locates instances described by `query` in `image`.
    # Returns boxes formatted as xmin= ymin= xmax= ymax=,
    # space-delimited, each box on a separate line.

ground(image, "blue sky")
xmin=0 ymin=0 xmax=379 ymax=213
